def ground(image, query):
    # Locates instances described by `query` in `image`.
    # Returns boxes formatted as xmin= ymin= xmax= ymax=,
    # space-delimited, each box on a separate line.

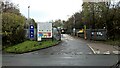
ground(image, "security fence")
xmin=77 ymin=29 xmax=107 ymax=40
xmin=87 ymin=29 xmax=107 ymax=40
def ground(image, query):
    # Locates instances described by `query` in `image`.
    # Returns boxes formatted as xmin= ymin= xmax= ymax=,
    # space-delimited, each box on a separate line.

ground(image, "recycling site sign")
xmin=38 ymin=32 xmax=43 ymax=37
xmin=29 ymin=25 xmax=34 ymax=38
xmin=37 ymin=22 xmax=52 ymax=41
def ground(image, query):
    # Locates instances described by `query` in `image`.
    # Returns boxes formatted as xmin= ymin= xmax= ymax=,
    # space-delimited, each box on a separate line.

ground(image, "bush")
xmin=2 ymin=12 xmax=26 ymax=46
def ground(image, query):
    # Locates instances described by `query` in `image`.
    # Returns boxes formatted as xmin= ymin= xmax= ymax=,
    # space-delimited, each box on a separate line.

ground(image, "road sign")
xmin=37 ymin=22 xmax=52 ymax=39
xmin=30 ymin=25 xmax=34 ymax=30
xmin=30 ymin=25 xmax=34 ymax=38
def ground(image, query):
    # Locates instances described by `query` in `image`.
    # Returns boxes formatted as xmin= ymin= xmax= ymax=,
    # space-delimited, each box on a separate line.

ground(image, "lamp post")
xmin=28 ymin=6 xmax=30 ymax=19
xmin=25 ymin=6 xmax=30 ymax=29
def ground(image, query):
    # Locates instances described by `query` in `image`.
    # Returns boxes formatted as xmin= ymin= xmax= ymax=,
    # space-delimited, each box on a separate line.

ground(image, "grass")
xmin=4 ymin=40 xmax=60 ymax=54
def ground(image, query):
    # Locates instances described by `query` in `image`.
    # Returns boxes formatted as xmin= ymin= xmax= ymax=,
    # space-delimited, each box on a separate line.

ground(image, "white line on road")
xmin=87 ymin=44 xmax=96 ymax=54
xmin=113 ymin=51 xmax=120 ymax=54
xmin=103 ymin=51 xmax=110 ymax=54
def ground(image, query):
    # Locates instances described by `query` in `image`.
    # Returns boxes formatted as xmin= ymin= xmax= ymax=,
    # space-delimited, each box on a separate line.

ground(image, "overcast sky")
xmin=11 ymin=0 xmax=83 ymax=22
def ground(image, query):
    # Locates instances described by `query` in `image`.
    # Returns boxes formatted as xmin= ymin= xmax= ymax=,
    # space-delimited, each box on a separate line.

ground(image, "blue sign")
xmin=30 ymin=34 xmax=34 ymax=38
xmin=30 ymin=25 xmax=34 ymax=29
xmin=38 ymin=33 xmax=43 ymax=37
xmin=30 ymin=30 xmax=34 ymax=34
xmin=30 ymin=25 xmax=34 ymax=38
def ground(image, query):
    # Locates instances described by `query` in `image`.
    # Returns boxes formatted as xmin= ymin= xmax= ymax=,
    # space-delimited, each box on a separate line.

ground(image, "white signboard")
xmin=37 ymin=22 xmax=52 ymax=41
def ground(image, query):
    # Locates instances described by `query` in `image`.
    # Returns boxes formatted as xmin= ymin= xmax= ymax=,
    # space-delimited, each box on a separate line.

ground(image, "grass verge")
xmin=4 ymin=40 xmax=61 ymax=54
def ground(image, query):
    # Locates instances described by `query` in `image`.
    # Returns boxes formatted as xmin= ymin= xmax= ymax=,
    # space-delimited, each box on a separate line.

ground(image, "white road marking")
xmin=103 ymin=51 xmax=110 ymax=54
xmin=87 ymin=44 xmax=96 ymax=54
xmin=95 ymin=51 xmax=101 ymax=54
xmin=113 ymin=51 xmax=120 ymax=54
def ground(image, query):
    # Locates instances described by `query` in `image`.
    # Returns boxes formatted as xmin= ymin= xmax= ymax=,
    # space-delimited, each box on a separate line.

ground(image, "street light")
xmin=28 ymin=6 xmax=30 ymax=19
xmin=25 ymin=6 xmax=30 ymax=29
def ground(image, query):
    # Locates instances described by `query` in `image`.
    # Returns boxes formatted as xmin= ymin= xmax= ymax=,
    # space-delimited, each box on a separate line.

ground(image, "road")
xmin=2 ymin=34 xmax=119 ymax=67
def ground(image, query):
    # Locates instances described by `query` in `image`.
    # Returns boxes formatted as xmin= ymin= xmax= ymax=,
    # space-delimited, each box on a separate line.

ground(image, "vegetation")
xmin=2 ymin=1 xmax=26 ymax=46
xmin=4 ymin=40 xmax=60 ymax=53
xmin=1 ymin=1 xmax=20 ymax=15
xmin=63 ymin=2 xmax=120 ymax=40
xmin=1 ymin=1 xmax=37 ymax=47
xmin=2 ymin=13 xmax=25 ymax=45
xmin=53 ymin=19 xmax=64 ymax=28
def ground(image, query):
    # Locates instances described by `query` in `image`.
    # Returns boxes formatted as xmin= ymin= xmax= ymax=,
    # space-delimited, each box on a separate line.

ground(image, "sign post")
xmin=29 ymin=25 xmax=34 ymax=40
xmin=37 ymin=32 xmax=43 ymax=41
xmin=37 ymin=36 xmax=41 ymax=41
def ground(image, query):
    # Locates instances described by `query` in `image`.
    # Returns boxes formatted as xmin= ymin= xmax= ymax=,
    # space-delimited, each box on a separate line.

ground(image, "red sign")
xmin=48 ymin=33 xmax=51 ymax=36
